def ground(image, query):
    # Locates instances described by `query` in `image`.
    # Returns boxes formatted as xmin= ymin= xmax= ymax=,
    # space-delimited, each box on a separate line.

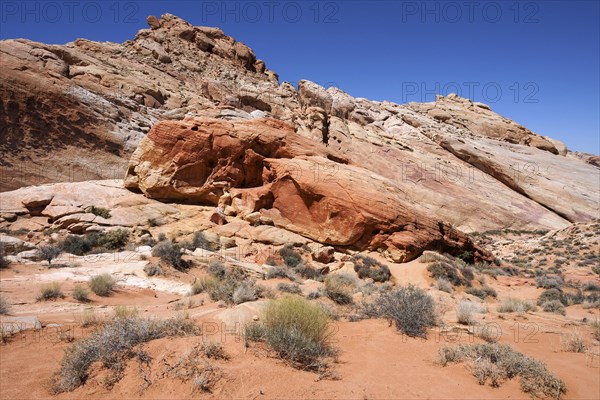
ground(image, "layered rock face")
xmin=125 ymin=117 xmax=488 ymax=262
xmin=2 ymin=13 xmax=599 ymax=236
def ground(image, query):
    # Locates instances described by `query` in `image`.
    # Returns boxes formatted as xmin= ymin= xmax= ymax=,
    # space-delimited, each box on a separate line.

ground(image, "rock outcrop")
xmin=1 ymin=13 xmax=598 ymax=237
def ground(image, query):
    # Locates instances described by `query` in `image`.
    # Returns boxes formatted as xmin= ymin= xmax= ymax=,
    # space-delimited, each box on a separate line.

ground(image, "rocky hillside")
xmin=1 ymin=13 xmax=598 ymax=235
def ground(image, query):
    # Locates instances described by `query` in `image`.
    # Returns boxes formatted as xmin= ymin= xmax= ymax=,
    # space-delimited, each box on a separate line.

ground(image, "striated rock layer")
xmin=2 ymin=13 xmax=599 ymax=235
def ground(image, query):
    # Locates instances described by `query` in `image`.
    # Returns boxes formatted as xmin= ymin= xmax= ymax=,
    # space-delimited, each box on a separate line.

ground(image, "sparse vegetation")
xmin=351 ymin=254 xmax=391 ymax=282
xmin=152 ymin=241 xmax=189 ymax=271
xmin=87 ymin=206 xmax=111 ymax=219
xmin=370 ymin=285 xmax=436 ymax=337
xmin=435 ymin=277 xmax=453 ymax=293
xmin=99 ymin=229 xmax=129 ymax=250
xmin=50 ymin=315 xmax=198 ymax=393
xmin=541 ymin=300 xmax=566 ymax=315
xmin=497 ymin=298 xmax=536 ymax=314
xmin=37 ymin=245 xmax=63 ymax=266
xmin=591 ymin=318 xmax=600 ymax=341
xmin=324 ymin=274 xmax=355 ymax=305
xmin=277 ymin=282 xmax=303 ymax=295
xmin=200 ymin=342 xmax=230 ymax=360
xmin=561 ymin=330 xmax=586 ymax=353
xmin=279 ymin=244 xmax=302 ymax=268
xmin=207 ymin=260 xmax=226 ymax=278
xmin=427 ymin=260 xmax=472 ymax=287
xmin=456 ymin=300 xmax=481 ymax=325
xmin=266 ymin=266 xmax=296 ymax=280
xmin=0 ymin=296 xmax=10 ymax=314
xmin=537 ymin=288 xmax=568 ymax=306
xmin=244 ymin=296 xmax=335 ymax=370
xmin=466 ymin=286 xmax=497 ymax=299
xmin=88 ymin=274 xmax=117 ymax=297
xmin=535 ymin=275 xmax=564 ymax=290
xmin=438 ymin=343 xmax=566 ymax=399
xmin=37 ymin=283 xmax=64 ymax=301
xmin=0 ymin=254 xmax=9 ymax=269
xmin=72 ymin=285 xmax=90 ymax=302
xmin=232 ymin=281 xmax=258 ymax=304
xmin=143 ymin=263 xmax=163 ymax=277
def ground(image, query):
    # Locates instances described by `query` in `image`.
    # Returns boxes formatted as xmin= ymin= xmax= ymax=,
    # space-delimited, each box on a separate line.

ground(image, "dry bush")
xmin=371 ymin=285 xmax=437 ymax=337
xmin=72 ymin=285 xmax=90 ymax=302
xmin=37 ymin=283 xmax=64 ymax=301
xmin=37 ymin=245 xmax=63 ymax=266
xmin=74 ymin=309 xmax=102 ymax=327
xmin=244 ymin=296 xmax=335 ymax=370
xmin=435 ymin=277 xmax=453 ymax=293
xmin=324 ymin=274 xmax=356 ymax=305
xmin=351 ymin=254 xmax=391 ymax=282
xmin=419 ymin=252 xmax=449 ymax=263
xmin=143 ymin=263 xmax=163 ymax=277
xmin=537 ymin=289 xmax=568 ymax=306
xmin=438 ymin=343 xmax=566 ymax=399
xmin=50 ymin=315 xmax=198 ymax=393
xmin=277 ymin=282 xmax=303 ymax=295
xmin=88 ymin=274 xmax=116 ymax=297
xmin=0 ymin=296 xmax=10 ymax=314
xmin=541 ymin=300 xmax=566 ymax=315
xmin=152 ymin=241 xmax=189 ymax=271
xmin=561 ymin=330 xmax=586 ymax=353
xmin=456 ymin=300 xmax=481 ymax=325
xmin=279 ymin=244 xmax=302 ymax=268
xmin=590 ymin=318 xmax=600 ymax=341
xmin=200 ymin=342 xmax=230 ymax=360
xmin=497 ymin=298 xmax=536 ymax=314
xmin=266 ymin=266 xmax=296 ymax=280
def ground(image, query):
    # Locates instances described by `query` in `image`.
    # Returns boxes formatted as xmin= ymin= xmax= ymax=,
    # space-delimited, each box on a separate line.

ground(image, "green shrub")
xmin=98 ymin=229 xmax=129 ymax=250
xmin=541 ymin=300 xmax=566 ymax=315
xmin=351 ymin=254 xmax=391 ymax=282
xmin=438 ymin=343 xmax=566 ymax=399
xmin=277 ymin=282 xmax=303 ymax=295
xmin=245 ymin=296 xmax=335 ymax=369
xmin=38 ymin=283 xmax=64 ymax=301
xmin=0 ymin=296 xmax=10 ymax=314
xmin=37 ymin=245 xmax=63 ymax=266
xmin=88 ymin=274 xmax=117 ymax=297
xmin=50 ymin=315 xmax=197 ymax=393
xmin=152 ymin=241 xmax=189 ymax=271
xmin=324 ymin=274 xmax=355 ymax=305
xmin=87 ymin=206 xmax=111 ymax=219
xmin=72 ymin=285 xmax=90 ymax=302
xmin=372 ymin=285 xmax=436 ymax=337
xmin=61 ymin=235 xmax=92 ymax=256
xmin=279 ymin=244 xmax=302 ymax=268
xmin=537 ymin=288 xmax=568 ymax=306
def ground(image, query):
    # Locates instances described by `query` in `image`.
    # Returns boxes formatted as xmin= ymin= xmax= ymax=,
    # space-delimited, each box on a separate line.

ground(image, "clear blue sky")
xmin=1 ymin=0 xmax=598 ymax=153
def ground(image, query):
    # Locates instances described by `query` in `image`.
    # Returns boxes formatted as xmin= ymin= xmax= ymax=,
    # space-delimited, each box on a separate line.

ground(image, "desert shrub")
xmin=581 ymin=281 xmax=600 ymax=292
xmin=497 ymin=298 xmax=536 ymax=314
xmin=324 ymin=274 xmax=355 ymax=305
xmin=74 ymin=309 xmax=101 ymax=327
xmin=207 ymin=260 xmax=226 ymax=278
xmin=143 ymin=263 xmax=163 ymax=277
xmin=50 ymin=315 xmax=197 ymax=393
xmin=561 ymin=330 xmax=586 ymax=352
xmin=0 ymin=254 xmax=10 ymax=269
xmin=61 ymin=235 xmax=92 ymax=256
xmin=37 ymin=245 xmax=63 ymax=266
xmin=233 ymin=281 xmax=257 ymax=304
xmin=152 ymin=241 xmax=189 ymax=271
xmin=537 ymin=288 xmax=568 ymax=306
xmin=296 ymin=263 xmax=324 ymax=281
xmin=590 ymin=318 xmax=600 ymax=341
xmin=190 ymin=279 xmax=206 ymax=295
xmin=266 ymin=266 xmax=296 ymax=280
xmin=435 ymin=277 xmax=453 ymax=293
xmin=113 ymin=306 xmax=139 ymax=319
xmin=0 ymin=296 xmax=10 ymax=314
xmin=245 ymin=296 xmax=335 ymax=369
xmin=87 ymin=206 xmax=111 ymax=219
xmin=456 ymin=301 xmax=480 ymax=325
xmin=541 ymin=300 xmax=566 ymax=315
xmin=351 ymin=254 xmax=391 ymax=282
xmin=372 ymin=285 xmax=436 ymax=337
xmin=427 ymin=260 xmax=471 ymax=287
xmin=88 ymin=274 xmax=116 ymax=297
xmin=475 ymin=325 xmax=500 ymax=343
xmin=201 ymin=342 xmax=230 ymax=360
xmin=466 ymin=286 xmax=497 ymax=299
xmin=419 ymin=252 xmax=448 ymax=263
xmin=306 ymin=290 xmax=324 ymax=300
xmin=277 ymin=282 xmax=303 ymax=295
xmin=279 ymin=244 xmax=302 ymax=268
xmin=72 ymin=285 xmax=90 ymax=302
xmin=266 ymin=256 xmax=278 ymax=266
xmin=438 ymin=343 xmax=566 ymax=398
xmin=535 ymin=275 xmax=564 ymax=289
xmin=38 ymin=283 xmax=64 ymax=301
xmin=98 ymin=229 xmax=129 ymax=250
xmin=192 ymin=231 xmax=219 ymax=251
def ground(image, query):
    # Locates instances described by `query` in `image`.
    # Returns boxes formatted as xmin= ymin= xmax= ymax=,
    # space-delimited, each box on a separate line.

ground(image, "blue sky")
xmin=1 ymin=0 xmax=598 ymax=153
